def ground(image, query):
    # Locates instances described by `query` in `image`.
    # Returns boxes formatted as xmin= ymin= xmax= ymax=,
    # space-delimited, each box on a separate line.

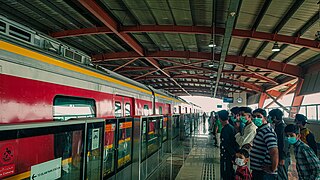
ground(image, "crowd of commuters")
xmin=207 ymin=107 xmax=320 ymax=180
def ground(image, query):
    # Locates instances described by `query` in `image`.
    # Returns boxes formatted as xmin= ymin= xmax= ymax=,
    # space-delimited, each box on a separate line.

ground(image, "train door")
xmin=114 ymin=95 xmax=134 ymax=118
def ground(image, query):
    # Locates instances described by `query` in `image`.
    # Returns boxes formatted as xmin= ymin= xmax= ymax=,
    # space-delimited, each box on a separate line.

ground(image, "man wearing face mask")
xmin=235 ymin=107 xmax=257 ymax=150
xmin=284 ymin=124 xmax=320 ymax=179
xmin=294 ymin=114 xmax=318 ymax=156
xmin=250 ymin=108 xmax=279 ymax=180
xmin=231 ymin=107 xmax=245 ymax=134
xmin=268 ymin=109 xmax=290 ymax=180
xmin=218 ymin=110 xmax=239 ymax=180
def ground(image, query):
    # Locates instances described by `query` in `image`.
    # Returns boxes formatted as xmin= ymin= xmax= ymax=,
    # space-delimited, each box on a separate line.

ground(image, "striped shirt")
xmin=294 ymin=140 xmax=320 ymax=180
xmin=250 ymin=124 xmax=278 ymax=171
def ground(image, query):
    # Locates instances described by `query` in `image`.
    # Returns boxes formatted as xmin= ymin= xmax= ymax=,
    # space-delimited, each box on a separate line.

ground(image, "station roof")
xmin=1 ymin=0 xmax=319 ymax=98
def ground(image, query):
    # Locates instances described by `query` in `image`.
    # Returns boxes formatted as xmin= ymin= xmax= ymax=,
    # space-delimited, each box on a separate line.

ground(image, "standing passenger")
xmin=214 ymin=113 xmax=222 ymax=147
xmin=294 ymin=114 xmax=318 ymax=155
xmin=268 ymin=109 xmax=290 ymax=180
xmin=235 ymin=107 xmax=257 ymax=150
xmin=231 ymin=107 xmax=245 ymax=133
xmin=250 ymin=108 xmax=278 ymax=180
xmin=284 ymin=124 xmax=320 ymax=180
xmin=218 ymin=110 xmax=239 ymax=180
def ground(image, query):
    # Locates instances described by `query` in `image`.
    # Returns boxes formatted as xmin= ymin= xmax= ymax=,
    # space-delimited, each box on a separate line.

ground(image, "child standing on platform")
xmin=235 ymin=149 xmax=252 ymax=180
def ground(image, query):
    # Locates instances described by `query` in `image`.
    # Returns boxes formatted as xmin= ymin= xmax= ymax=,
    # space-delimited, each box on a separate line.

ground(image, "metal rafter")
xmin=253 ymin=0 xmax=305 ymax=58
xmin=214 ymin=0 xmax=241 ymax=97
xmin=51 ymin=25 xmax=320 ymax=50
xmin=133 ymin=73 xmax=262 ymax=92
xmin=78 ymin=0 xmax=144 ymax=56
xmin=238 ymin=0 xmax=272 ymax=56
xmin=113 ymin=58 xmax=139 ymax=72
xmin=92 ymin=51 xmax=302 ymax=77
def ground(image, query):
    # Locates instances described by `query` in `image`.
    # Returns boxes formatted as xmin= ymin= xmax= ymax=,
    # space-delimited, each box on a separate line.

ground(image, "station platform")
xmin=149 ymin=120 xmax=299 ymax=180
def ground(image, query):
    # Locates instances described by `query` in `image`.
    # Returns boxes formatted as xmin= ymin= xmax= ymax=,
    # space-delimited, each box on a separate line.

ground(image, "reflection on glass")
xmin=118 ymin=121 xmax=132 ymax=169
xmin=0 ymin=131 xmax=83 ymax=180
xmin=87 ymin=126 xmax=103 ymax=180
xmin=163 ymin=117 xmax=168 ymax=142
xmin=104 ymin=123 xmax=116 ymax=177
xmin=141 ymin=120 xmax=147 ymax=161
xmin=147 ymin=119 xmax=159 ymax=156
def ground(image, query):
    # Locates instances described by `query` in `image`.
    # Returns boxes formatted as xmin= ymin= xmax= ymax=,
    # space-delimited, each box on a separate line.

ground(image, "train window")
xmin=9 ymin=25 xmax=31 ymax=42
xmin=65 ymin=49 xmax=74 ymax=59
xmin=74 ymin=53 xmax=82 ymax=62
xmin=115 ymin=102 xmax=122 ymax=118
xmin=159 ymin=106 xmax=163 ymax=114
xmin=144 ymin=105 xmax=149 ymax=115
xmin=125 ymin=103 xmax=131 ymax=117
xmin=0 ymin=21 xmax=5 ymax=33
xmin=53 ymin=96 xmax=96 ymax=121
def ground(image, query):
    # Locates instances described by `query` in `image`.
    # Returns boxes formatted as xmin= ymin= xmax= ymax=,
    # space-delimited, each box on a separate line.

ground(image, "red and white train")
xmin=0 ymin=16 xmax=201 ymax=179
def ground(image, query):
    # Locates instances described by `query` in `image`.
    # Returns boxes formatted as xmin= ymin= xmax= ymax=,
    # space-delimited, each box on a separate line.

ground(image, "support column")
xmin=289 ymin=78 xmax=304 ymax=118
xmin=258 ymin=93 xmax=267 ymax=108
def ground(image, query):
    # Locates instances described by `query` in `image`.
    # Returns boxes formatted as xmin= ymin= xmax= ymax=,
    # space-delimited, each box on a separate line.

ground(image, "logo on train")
xmin=1 ymin=144 xmax=14 ymax=165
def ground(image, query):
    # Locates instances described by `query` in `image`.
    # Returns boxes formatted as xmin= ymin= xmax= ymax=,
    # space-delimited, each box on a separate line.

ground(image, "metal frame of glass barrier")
xmin=266 ymin=104 xmax=320 ymax=122
xmin=134 ymin=115 xmax=163 ymax=180
xmin=102 ymin=117 xmax=134 ymax=180
xmin=0 ymin=119 xmax=105 ymax=180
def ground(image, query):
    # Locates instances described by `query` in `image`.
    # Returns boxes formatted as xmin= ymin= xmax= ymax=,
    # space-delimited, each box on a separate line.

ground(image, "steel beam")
xmin=51 ymin=27 xmax=113 ymax=38
xmin=113 ymin=58 xmax=139 ymax=72
xmin=239 ymin=65 xmax=278 ymax=84
xmin=265 ymin=92 xmax=290 ymax=113
xmin=289 ymin=78 xmax=305 ymax=118
xmin=93 ymin=51 xmax=302 ymax=77
xmin=264 ymin=83 xmax=297 ymax=109
xmin=51 ymin=25 xmax=320 ymax=50
xmin=134 ymin=73 xmax=262 ymax=92
xmin=78 ymin=0 xmax=144 ymax=56
xmin=238 ymin=0 xmax=272 ymax=56
xmin=258 ymin=93 xmax=267 ymax=108
xmin=214 ymin=0 xmax=241 ymax=98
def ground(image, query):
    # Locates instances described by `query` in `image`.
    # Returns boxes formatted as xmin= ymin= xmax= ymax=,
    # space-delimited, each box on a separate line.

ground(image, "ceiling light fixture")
xmin=208 ymin=39 xmax=216 ymax=47
xmin=272 ymin=42 xmax=280 ymax=52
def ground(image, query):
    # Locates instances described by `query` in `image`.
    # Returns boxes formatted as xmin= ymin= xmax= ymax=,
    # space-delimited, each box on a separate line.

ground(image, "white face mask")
xmin=235 ymin=158 xmax=245 ymax=166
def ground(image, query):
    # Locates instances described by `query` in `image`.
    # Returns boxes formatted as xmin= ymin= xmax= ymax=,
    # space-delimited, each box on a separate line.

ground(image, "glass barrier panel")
xmin=103 ymin=121 xmax=116 ymax=178
xmin=318 ymin=105 xmax=320 ymax=121
xmin=141 ymin=118 xmax=147 ymax=162
xmin=117 ymin=118 xmax=133 ymax=169
xmin=86 ymin=121 xmax=104 ymax=180
xmin=172 ymin=115 xmax=180 ymax=139
xmin=162 ymin=116 xmax=168 ymax=142
xmin=306 ymin=105 xmax=317 ymax=120
xmin=0 ymin=122 xmax=85 ymax=180
xmin=298 ymin=106 xmax=306 ymax=116
xmin=147 ymin=117 xmax=160 ymax=156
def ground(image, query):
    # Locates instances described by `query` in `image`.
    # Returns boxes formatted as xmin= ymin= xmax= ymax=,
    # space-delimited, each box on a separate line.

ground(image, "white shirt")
xmin=235 ymin=122 xmax=257 ymax=147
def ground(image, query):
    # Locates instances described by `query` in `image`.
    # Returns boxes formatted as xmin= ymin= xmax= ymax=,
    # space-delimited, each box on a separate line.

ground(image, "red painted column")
xmin=289 ymin=78 xmax=304 ymax=118
xmin=258 ymin=93 xmax=267 ymax=108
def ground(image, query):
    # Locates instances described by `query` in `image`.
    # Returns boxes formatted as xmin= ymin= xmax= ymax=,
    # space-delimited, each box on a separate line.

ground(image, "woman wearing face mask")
xmin=250 ymin=108 xmax=279 ymax=180
xmin=235 ymin=107 xmax=257 ymax=150
xmin=235 ymin=148 xmax=252 ymax=180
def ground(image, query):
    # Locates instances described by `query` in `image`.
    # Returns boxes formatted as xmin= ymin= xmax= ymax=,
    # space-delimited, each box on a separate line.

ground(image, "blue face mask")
xmin=287 ymin=137 xmax=298 ymax=144
xmin=253 ymin=118 xmax=263 ymax=127
xmin=240 ymin=116 xmax=248 ymax=124
xmin=267 ymin=116 xmax=273 ymax=123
